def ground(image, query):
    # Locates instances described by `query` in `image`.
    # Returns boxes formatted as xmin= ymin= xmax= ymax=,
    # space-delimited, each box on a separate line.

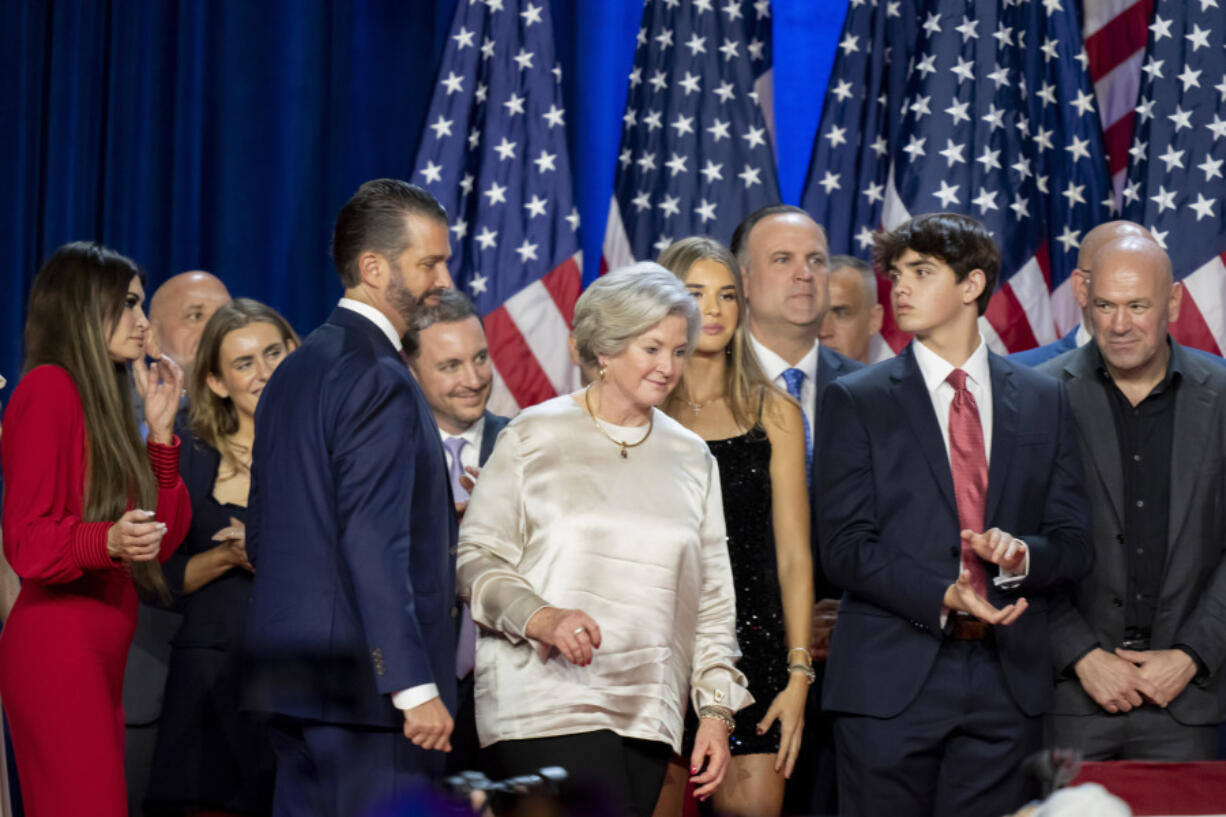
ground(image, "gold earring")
xmin=598 ymin=365 xmax=608 ymax=381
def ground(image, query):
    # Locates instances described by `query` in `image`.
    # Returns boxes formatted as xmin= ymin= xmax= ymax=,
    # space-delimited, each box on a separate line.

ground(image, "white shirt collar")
xmin=1075 ymin=322 xmax=1093 ymax=348
xmin=337 ymin=298 xmax=402 ymax=351
xmin=442 ymin=415 xmax=485 ymax=449
xmin=748 ymin=333 xmax=820 ymax=383
xmin=913 ymin=334 xmax=991 ymax=395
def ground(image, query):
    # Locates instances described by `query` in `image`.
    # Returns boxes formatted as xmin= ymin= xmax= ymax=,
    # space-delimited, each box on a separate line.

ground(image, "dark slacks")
xmin=782 ymin=672 xmax=838 ymax=816
xmin=1047 ymin=707 xmax=1220 ymax=761
xmin=484 ymin=730 xmax=671 ymax=817
xmin=445 ymin=672 xmax=480 ymax=776
xmin=267 ymin=718 xmax=444 ymax=817
xmin=833 ymin=640 xmax=1040 ymax=817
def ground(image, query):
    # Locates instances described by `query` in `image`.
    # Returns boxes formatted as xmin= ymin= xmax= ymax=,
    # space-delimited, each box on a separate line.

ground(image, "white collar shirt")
xmin=337 ymin=298 xmax=403 ymax=352
xmin=912 ymin=334 xmax=993 ymax=465
xmin=748 ymin=334 xmax=820 ymax=454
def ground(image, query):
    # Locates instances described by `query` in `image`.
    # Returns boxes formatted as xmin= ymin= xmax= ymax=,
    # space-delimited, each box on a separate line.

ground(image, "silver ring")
xmin=572 ymin=627 xmax=586 ymax=636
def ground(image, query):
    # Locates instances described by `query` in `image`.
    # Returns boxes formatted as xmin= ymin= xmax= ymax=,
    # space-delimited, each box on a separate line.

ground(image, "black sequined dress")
xmin=686 ymin=424 xmax=788 ymax=755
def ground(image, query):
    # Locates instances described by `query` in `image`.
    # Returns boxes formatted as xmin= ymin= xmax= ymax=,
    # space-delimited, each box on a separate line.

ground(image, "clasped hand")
xmin=211 ymin=517 xmax=252 ymax=572
xmin=1076 ymin=647 xmax=1197 ymax=713
xmin=943 ymin=528 xmax=1029 ymax=626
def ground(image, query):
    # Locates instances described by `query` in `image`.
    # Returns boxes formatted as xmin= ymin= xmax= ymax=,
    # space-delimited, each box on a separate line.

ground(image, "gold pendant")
xmin=619 ymin=444 xmax=628 ymax=459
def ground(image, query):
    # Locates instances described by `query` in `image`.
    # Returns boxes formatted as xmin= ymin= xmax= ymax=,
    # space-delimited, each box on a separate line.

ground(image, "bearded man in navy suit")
xmin=245 ymin=179 xmax=458 ymax=817
xmin=818 ymin=213 xmax=1093 ymax=817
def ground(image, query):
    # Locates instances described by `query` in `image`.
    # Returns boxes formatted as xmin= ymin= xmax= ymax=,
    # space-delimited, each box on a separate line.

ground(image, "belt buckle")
xmin=1119 ymin=637 xmax=1149 ymax=651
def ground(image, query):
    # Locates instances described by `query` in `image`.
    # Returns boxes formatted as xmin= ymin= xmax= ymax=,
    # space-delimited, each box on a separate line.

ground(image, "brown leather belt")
xmin=951 ymin=616 xmax=991 ymax=641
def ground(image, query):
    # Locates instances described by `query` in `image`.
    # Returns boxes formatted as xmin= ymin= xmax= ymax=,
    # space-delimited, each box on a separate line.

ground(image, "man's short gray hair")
xmin=571 ymin=262 xmax=700 ymax=369
xmin=829 ymin=254 xmax=878 ymax=305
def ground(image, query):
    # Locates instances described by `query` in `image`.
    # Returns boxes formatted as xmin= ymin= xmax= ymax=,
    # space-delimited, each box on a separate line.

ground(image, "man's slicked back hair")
xmin=331 ymin=179 xmax=448 ymax=288
xmin=729 ymin=204 xmax=826 ymax=269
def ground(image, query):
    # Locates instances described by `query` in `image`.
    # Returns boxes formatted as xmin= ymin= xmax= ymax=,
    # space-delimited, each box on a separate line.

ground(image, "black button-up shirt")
xmin=1094 ymin=343 xmax=1180 ymax=639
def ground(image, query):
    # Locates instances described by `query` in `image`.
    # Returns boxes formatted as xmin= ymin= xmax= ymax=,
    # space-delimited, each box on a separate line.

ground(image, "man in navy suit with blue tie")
xmin=245 ymin=179 xmax=458 ymax=816
xmin=818 ymin=213 xmax=1093 ymax=817
xmin=407 ymin=287 xmax=509 ymax=776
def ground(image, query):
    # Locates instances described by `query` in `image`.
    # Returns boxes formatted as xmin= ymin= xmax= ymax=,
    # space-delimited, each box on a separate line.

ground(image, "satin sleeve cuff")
xmin=147 ymin=435 xmax=182 ymax=488
xmin=460 ymin=548 xmax=550 ymax=644
xmin=72 ymin=521 xmax=115 ymax=571
xmin=690 ymin=665 xmax=754 ymax=715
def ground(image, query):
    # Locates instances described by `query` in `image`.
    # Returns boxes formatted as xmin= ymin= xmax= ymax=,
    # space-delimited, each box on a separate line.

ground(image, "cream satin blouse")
xmin=457 ymin=395 xmax=752 ymax=753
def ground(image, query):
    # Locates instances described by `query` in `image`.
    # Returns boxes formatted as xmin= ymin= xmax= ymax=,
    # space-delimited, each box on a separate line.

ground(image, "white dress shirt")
xmin=337 ymin=298 xmax=439 ymax=711
xmin=912 ymin=336 xmax=1026 ymax=606
xmin=748 ymin=334 xmax=819 ymax=457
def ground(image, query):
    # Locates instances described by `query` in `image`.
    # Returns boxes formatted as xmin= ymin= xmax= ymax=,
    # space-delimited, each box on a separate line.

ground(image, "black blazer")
xmin=244 ymin=307 xmax=458 ymax=728
xmin=478 ymin=410 xmax=509 ymax=466
xmin=1041 ymin=340 xmax=1226 ymax=725
xmin=818 ymin=344 xmax=1093 ymax=718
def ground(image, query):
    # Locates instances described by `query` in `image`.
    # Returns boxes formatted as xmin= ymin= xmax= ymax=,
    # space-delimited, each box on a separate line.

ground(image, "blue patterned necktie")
xmin=781 ymin=368 xmax=812 ymax=485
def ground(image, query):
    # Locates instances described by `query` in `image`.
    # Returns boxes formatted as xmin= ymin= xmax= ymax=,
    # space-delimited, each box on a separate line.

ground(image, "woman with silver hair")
xmin=457 ymin=263 xmax=751 ymax=816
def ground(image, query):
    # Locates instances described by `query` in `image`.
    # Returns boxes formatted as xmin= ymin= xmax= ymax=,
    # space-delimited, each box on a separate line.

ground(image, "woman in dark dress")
xmin=653 ymin=238 xmax=814 ymax=817
xmin=145 ymin=299 xmax=298 ymax=817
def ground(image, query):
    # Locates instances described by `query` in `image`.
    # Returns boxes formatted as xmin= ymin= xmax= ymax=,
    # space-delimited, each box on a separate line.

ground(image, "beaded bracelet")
xmin=789 ymin=663 xmax=817 ymax=684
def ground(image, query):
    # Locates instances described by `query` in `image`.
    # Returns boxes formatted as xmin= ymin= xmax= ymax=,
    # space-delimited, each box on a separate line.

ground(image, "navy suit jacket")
xmin=817 ymin=343 xmax=1093 ymax=718
xmin=811 ymin=345 xmax=865 ymax=599
xmin=478 ymin=410 xmax=509 ymax=466
xmin=244 ymin=307 xmax=458 ymax=729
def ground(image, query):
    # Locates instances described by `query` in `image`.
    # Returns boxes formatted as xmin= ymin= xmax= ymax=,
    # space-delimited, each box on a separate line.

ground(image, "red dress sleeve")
xmin=1 ymin=366 xmax=114 ymax=583
xmin=147 ymin=435 xmax=190 ymax=562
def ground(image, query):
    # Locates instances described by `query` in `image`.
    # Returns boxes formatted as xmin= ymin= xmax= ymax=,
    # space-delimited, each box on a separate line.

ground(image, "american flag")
xmin=802 ymin=0 xmax=1115 ymax=357
xmin=603 ymin=0 xmax=779 ymax=269
xmin=1119 ymin=0 xmax=1226 ymax=354
xmin=412 ymin=0 xmax=581 ymax=415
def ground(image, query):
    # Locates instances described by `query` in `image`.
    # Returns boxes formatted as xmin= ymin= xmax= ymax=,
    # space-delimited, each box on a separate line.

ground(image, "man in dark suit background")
xmin=407 ymin=288 xmax=509 ymax=776
xmin=245 ymin=179 xmax=458 ymax=817
xmin=730 ymin=204 xmax=862 ymax=815
xmin=819 ymin=213 xmax=1092 ymax=817
xmin=1041 ymin=235 xmax=1226 ymax=760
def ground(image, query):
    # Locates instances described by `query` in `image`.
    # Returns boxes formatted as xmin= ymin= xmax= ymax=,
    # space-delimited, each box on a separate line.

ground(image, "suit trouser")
xmin=1046 ymin=707 xmax=1220 ymax=761
xmin=267 ymin=718 xmax=443 ymax=817
xmin=445 ymin=672 xmax=480 ymax=776
xmin=833 ymin=639 xmax=1040 ymax=817
xmin=781 ymin=678 xmax=837 ymax=816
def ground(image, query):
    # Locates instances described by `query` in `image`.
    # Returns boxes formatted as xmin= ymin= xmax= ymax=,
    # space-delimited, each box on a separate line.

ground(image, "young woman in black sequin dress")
xmin=652 ymin=237 xmax=814 ymax=817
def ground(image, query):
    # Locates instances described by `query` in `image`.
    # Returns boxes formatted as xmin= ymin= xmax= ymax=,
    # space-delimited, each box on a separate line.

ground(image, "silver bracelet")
xmin=789 ymin=663 xmax=817 ymax=684
xmin=697 ymin=704 xmax=736 ymax=735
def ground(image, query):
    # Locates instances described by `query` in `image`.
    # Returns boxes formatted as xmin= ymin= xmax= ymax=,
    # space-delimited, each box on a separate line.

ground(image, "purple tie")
xmin=443 ymin=435 xmax=476 ymax=677
xmin=443 ymin=436 xmax=470 ymax=502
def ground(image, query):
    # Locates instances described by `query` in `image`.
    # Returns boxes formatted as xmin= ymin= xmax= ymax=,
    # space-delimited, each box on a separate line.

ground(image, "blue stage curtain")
xmin=0 ymin=0 xmax=844 ymax=400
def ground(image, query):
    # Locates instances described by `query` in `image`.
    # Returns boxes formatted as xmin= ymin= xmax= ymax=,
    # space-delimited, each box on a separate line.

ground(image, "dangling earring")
xmin=598 ymin=365 xmax=608 ymax=381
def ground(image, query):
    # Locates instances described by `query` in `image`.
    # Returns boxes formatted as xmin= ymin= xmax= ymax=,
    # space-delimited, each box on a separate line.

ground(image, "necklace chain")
xmin=684 ymin=394 xmax=721 ymax=417
xmin=584 ymin=386 xmax=653 ymax=459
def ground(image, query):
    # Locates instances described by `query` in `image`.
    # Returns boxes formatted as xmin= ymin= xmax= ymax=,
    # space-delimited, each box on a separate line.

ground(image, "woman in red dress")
xmin=0 ymin=242 xmax=191 ymax=817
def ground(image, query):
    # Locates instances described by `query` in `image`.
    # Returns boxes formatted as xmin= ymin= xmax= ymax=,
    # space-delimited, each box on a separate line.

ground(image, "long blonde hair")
xmin=23 ymin=242 xmax=168 ymax=601
xmin=657 ymin=236 xmax=790 ymax=429
xmin=188 ymin=299 xmax=299 ymax=474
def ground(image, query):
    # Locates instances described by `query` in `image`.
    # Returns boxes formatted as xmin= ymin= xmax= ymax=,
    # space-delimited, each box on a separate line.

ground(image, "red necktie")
xmin=947 ymin=368 xmax=989 ymax=598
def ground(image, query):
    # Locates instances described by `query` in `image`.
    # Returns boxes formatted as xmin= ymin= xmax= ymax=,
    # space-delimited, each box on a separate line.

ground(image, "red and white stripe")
xmin=485 ymin=254 xmax=583 ymax=416
xmin=1084 ymin=0 xmax=1152 ymax=199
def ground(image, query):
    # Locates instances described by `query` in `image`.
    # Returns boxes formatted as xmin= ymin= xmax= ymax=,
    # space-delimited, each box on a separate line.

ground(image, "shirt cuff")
xmin=992 ymin=540 xmax=1030 ymax=590
xmin=147 ymin=435 xmax=182 ymax=489
xmin=391 ymin=683 xmax=440 ymax=711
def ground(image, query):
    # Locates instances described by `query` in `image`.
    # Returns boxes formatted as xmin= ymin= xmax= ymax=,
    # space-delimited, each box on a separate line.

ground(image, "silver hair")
xmin=571 ymin=262 xmax=700 ymax=369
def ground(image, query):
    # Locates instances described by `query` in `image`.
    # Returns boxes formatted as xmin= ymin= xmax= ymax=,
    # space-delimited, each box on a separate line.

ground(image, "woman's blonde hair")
xmin=23 ymin=242 xmax=168 ymax=601
xmin=656 ymin=236 xmax=791 ymax=429
xmin=189 ymin=298 xmax=299 ymax=474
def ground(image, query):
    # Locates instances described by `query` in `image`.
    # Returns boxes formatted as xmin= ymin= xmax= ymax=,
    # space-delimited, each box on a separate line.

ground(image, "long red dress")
xmin=0 ymin=365 xmax=190 ymax=817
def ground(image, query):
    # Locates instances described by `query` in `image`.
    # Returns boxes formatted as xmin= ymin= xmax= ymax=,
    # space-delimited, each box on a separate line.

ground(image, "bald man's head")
xmin=149 ymin=271 xmax=231 ymax=371
xmin=1077 ymin=220 xmax=1151 ymax=271
xmin=1086 ymin=236 xmax=1180 ymax=378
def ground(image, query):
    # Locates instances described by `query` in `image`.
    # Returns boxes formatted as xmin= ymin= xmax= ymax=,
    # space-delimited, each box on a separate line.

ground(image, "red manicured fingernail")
xmin=690 ymin=766 xmax=698 ymax=774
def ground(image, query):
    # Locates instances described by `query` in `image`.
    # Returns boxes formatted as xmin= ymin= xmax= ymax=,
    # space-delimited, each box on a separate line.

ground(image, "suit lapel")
xmin=1063 ymin=352 xmax=1125 ymax=526
xmin=1168 ymin=354 xmax=1215 ymax=548
xmin=984 ymin=354 xmax=1016 ymax=525
xmin=891 ymin=347 xmax=959 ymax=518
